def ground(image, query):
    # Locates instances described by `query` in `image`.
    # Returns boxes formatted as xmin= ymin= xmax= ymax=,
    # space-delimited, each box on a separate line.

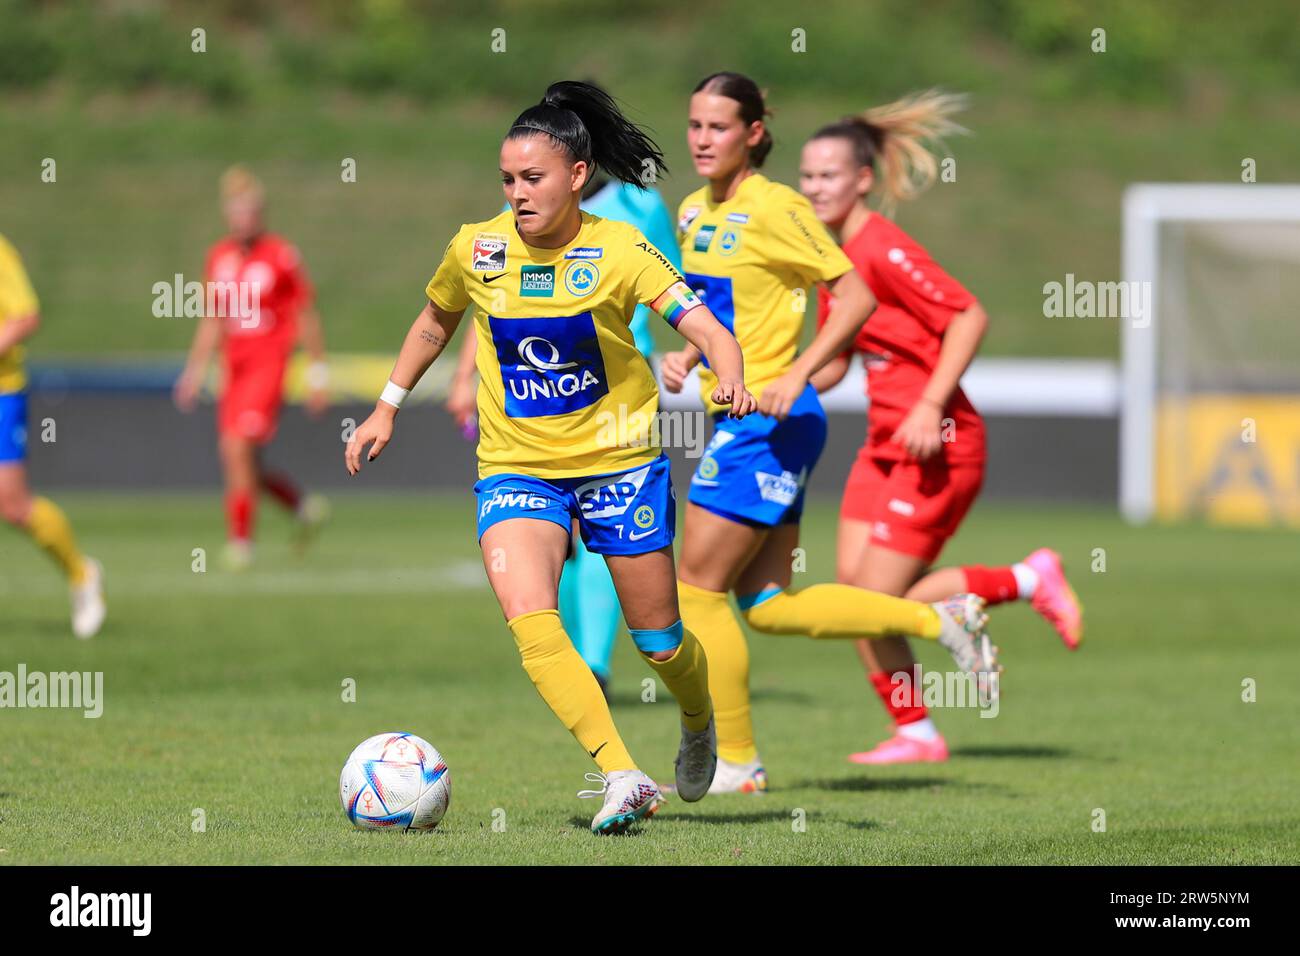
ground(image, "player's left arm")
xmin=892 ymin=301 xmax=987 ymax=460
xmin=763 ymin=268 xmax=875 ymax=420
xmin=0 ymin=311 xmax=39 ymax=354
xmin=651 ymin=283 xmax=755 ymax=419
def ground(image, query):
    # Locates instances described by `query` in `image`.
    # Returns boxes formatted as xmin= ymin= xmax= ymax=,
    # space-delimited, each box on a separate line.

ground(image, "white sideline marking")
xmin=0 ymin=561 xmax=487 ymax=599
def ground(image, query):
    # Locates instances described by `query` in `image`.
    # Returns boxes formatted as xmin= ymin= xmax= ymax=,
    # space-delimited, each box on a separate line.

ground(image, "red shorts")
xmin=840 ymin=448 xmax=984 ymax=563
xmin=219 ymin=348 xmax=289 ymax=445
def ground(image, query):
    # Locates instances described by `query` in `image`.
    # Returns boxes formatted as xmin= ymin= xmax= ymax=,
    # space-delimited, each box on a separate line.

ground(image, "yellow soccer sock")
xmin=740 ymin=585 xmax=942 ymax=640
xmin=638 ymin=626 xmax=712 ymax=733
xmin=677 ymin=581 xmax=756 ymax=764
xmin=507 ymin=609 xmax=635 ymax=774
xmin=26 ymin=496 xmax=87 ymax=585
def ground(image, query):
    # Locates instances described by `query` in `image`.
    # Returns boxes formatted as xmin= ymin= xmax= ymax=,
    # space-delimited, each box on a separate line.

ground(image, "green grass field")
xmin=2 ymin=493 xmax=1298 ymax=864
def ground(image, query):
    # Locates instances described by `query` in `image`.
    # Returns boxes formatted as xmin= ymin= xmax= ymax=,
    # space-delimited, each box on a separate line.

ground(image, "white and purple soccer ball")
xmin=339 ymin=732 xmax=451 ymax=831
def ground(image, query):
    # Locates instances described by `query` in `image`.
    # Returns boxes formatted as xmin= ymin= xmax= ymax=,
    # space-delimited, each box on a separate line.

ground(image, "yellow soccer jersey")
xmin=678 ymin=173 xmax=852 ymax=413
xmin=426 ymin=210 xmax=690 ymax=480
xmin=0 ymin=234 xmax=40 ymax=394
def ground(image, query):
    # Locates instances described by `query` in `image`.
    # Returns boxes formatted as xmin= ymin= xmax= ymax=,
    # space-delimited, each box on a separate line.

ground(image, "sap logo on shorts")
xmin=694 ymin=224 xmax=717 ymax=252
xmin=564 ymin=261 xmax=600 ymax=297
xmin=479 ymin=487 xmax=550 ymax=517
xmin=755 ymin=468 xmax=805 ymax=506
xmin=576 ymin=463 xmax=651 ymax=519
xmin=472 ymin=234 xmax=508 ymax=271
xmin=887 ymin=497 xmax=916 ymax=517
xmin=701 ymin=428 xmax=737 ymax=458
xmin=490 ymin=312 xmax=609 ymax=418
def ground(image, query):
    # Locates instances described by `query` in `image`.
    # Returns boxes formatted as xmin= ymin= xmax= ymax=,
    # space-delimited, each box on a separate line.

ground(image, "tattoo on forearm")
xmin=419 ymin=329 xmax=447 ymax=348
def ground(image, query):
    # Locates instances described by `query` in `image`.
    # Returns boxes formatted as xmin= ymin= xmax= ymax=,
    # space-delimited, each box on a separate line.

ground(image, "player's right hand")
xmin=346 ymin=406 xmax=396 ymax=475
xmin=660 ymin=350 xmax=694 ymax=394
xmin=445 ymin=376 xmax=476 ymax=430
xmin=173 ymin=371 xmax=200 ymax=412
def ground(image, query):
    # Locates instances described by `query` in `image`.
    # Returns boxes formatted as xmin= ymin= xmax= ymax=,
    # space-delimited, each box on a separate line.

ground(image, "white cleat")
xmin=707 ymin=755 xmax=768 ymax=794
xmin=674 ymin=716 xmax=717 ymax=803
xmin=294 ymin=494 xmax=330 ymax=552
xmin=223 ymin=539 xmax=253 ymax=572
xmin=71 ymin=557 xmax=105 ymax=640
xmin=933 ymin=593 xmax=1000 ymax=704
xmin=579 ymin=770 xmax=661 ymax=835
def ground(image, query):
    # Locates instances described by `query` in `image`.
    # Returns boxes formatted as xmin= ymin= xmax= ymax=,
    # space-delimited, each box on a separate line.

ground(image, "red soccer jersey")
xmin=204 ymin=233 xmax=312 ymax=359
xmin=817 ymin=214 xmax=985 ymax=464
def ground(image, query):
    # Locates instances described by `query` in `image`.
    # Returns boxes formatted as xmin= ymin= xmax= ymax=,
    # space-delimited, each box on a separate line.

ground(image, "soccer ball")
xmin=339 ymin=732 xmax=451 ymax=831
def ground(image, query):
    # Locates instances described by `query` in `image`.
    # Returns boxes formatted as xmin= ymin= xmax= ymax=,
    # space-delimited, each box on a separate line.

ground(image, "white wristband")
xmin=306 ymin=361 xmax=329 ymax=390
xmin=379 ymin=380 xmax=410 ymax=409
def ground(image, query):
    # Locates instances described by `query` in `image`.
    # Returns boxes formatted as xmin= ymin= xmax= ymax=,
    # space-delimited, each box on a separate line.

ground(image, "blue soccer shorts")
xmin=687 ymin=382 xmax=827 ymax=527
xmin=474 ymin=452 xmax=676 ymax=556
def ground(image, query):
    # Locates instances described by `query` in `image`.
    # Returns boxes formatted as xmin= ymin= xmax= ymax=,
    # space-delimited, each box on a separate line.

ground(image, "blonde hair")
xmin=811 ymin=90 xmax=967 ymax=216
xmin=220 ymin=165 xmax=264 ymax=204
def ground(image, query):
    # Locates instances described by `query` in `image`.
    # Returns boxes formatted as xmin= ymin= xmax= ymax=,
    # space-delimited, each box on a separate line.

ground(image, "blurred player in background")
xmin=348 ymin=81 xmax=759 ymax=833
xmin=661 ymin=72 xmax=997 ymax=794
xmin=801 ymin=92 xmax=1084 ymax=765
xmin=0 ymin=233 xmax=105 ymax=638
xmin=174 ymin=167 xmax=329 ymax=570
xmin=447 ymin=168 xmax=681 ymax=698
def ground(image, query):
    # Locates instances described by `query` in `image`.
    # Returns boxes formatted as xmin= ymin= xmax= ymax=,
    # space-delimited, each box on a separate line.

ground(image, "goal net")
xmin=1122 ymin=184 xmax=1300 ymax=526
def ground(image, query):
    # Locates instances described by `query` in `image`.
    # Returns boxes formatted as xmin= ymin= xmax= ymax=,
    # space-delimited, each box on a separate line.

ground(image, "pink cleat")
xmin=1024 ymin=548 xmax=1083 ymax=650
xmin=848 ymin=733 xmax=949 ymax=765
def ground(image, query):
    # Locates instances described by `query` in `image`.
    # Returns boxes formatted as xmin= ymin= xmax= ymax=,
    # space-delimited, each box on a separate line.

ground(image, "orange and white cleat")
xmin=1023 ymin=548 xmax=1084 ymax=650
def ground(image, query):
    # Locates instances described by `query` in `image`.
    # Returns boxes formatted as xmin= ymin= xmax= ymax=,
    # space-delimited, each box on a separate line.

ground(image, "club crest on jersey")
xmin=575 ymin=463 xmax=652 ymax=519
xmin=564 ymin=260 xmax=600 ymax=297
xmin=718 ymin=229 xmax=741 ymax=256
xmin=679 ymin=205 xmax=701 ymax=232
xmin=755 ymin=468 xmax=806 ymax=507
xmin=472 ymin=234 xmax=508 ymax=271
xmin=694 ymin=224 xmax=717 ymax=252
xmin=490 ymin=312 xmax=608 ymax=418
xmin=564 ymin=246 xmax=603 ymax=259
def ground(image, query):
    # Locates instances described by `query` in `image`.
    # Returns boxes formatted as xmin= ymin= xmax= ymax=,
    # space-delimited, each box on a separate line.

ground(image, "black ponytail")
xmin=507 ymin=80 xmax=667 ymax=187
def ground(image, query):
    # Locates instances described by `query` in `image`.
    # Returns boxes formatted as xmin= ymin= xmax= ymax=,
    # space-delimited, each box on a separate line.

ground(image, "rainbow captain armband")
xmin=657 ymin=280 xmax=704 ymax=328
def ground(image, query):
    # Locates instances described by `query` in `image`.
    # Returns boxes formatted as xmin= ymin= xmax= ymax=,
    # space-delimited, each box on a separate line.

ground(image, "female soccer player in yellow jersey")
xmin=661 ymin=73 xmax=998 ymax=793
xmin=345 ymin=81 xmax=757 ymax=834
xmin=0 ymin=233 xmax=105 ymax=638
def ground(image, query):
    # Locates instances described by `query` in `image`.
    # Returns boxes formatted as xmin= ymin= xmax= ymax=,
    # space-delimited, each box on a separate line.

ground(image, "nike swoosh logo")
xmin=482 ymin=272 xmax=510 ymax=284
xmin=588 ymin=741 xmax=608 ymax=760
xmin=628 ymin=527 xmax=658 ymax=541
xmin=683 ymin=709 xmax=703 ymax=718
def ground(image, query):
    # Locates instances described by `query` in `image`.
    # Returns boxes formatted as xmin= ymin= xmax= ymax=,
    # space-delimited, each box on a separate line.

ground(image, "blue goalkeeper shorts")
xmin=0 ymin=392 xmax=28 ymax=463
xmin=474 ymin=452 xmax=676 ymax=556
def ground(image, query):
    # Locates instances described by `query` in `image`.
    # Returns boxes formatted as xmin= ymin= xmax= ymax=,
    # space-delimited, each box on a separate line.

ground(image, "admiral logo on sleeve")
xmin=472 ymin=234 xmax=508 ymax=271
xmin=489 ymin=312 xmax=609 ymax=418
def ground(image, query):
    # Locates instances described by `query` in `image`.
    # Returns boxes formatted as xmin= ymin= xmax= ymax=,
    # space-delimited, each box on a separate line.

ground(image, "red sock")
xmin=261 ymin=470 xmax=302 ymax=513
xmin=961 ymin=565 xmax=1019 ymax=605
xmin=226 ymin=489 xmax=255 ymax=542
xmin=869 ymin=669 xmax=928 ymax=727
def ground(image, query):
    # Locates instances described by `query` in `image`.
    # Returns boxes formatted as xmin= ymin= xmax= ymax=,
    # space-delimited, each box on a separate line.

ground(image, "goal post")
xmin=1122 ymin=183 xmax=1300 ymax=526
